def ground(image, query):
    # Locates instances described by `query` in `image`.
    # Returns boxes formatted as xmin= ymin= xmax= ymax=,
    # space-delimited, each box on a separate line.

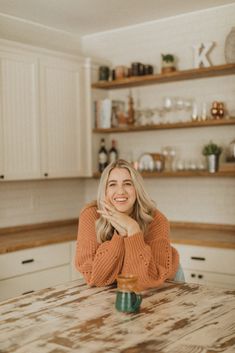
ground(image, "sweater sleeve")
xmin=75 ymin=205 xmax=125 ymax=286
xmin=122 ymin=210 xmax=179 ymax=290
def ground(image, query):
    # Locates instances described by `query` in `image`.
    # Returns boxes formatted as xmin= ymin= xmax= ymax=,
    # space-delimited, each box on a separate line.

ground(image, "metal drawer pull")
xmin=191 ymin=273 xmax=196 ymax=278
xmin=190 ymin=256 xmax=205 ymax=261
xmin=198 ymin=274 xmax=204 ymax=279
xmin=22 ymin=290 xmax=35 ymax=295
xmin=21 ymin=258 xmax=34 ymax=264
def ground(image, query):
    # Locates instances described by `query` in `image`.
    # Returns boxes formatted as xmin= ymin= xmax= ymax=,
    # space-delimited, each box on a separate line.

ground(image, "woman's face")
xmin=106 ymin=168 xmax=137 ymax=214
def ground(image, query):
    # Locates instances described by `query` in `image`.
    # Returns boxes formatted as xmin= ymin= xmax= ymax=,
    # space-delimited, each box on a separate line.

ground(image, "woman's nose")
xmin=117 ymin=184 xmax=125 ymax=193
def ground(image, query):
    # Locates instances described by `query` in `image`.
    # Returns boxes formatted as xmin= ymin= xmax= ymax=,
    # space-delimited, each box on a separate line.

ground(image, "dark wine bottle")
xmin=109 ymin=139 xmax=118 ymax=164
xmin=98 ymin=138 xmax=108 ymax=172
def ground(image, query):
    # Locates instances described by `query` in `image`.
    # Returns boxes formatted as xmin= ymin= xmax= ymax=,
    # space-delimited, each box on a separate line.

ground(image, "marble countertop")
xmin=0 ymin=219 xmax=234 ymax=254
xmin=0 ymin=279 xmax=234 ymax=353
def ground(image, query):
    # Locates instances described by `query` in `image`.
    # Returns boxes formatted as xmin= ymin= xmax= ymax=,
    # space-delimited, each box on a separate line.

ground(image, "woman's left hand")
xmin=98 ymin=201 xmax=140 ymax=236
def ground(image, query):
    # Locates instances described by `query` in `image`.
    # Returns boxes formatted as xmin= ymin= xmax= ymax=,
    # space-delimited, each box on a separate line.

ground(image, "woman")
xmin=75 ymin=159 xmax=181 ymax=290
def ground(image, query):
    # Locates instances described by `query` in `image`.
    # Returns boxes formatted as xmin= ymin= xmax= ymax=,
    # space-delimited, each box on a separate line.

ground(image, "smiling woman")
xmin=75 ymin=159 xmax=180 ymax=290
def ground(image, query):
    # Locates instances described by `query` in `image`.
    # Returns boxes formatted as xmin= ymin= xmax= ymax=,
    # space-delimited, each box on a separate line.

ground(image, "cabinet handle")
xmin=44 ymin=173 xmax=48 ymax=177
xmin=191 ymin=256 xmax=205 ymax=261
xmin=0 ymin=175 xmax=4 ymax=179
xmin=21 ymin=258 xmax=34 ymax=264
xmin=198 ymin=274 xmax=204 ymax=279
xmin=22 ymin=290 xmax=35 ymax=295
xmin=191 ymin=273 xmax=196 ymax=278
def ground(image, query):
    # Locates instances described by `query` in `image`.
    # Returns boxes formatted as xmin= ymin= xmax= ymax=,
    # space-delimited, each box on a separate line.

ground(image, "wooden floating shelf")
xmin=92 ymin=63 xmax=235 ymax=89
xmin=93 ymin=170 xmax=235 ymax=178
xmin=93 ymin=118 xmax=235 ymax=133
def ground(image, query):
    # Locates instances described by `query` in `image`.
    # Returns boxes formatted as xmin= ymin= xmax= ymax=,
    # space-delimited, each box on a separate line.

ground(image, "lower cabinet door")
xmin=0 ymin=265 xmax=70 ymax=301
xmin=70 ymin=241 xmax=83 ymax=281
xmin=184 ymin=269 xmax=235 ymax=289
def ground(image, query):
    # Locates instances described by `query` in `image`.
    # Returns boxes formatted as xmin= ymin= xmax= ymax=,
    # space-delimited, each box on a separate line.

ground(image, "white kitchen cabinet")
xmin=0 ymin=265 xmax=70 ymax=300
xmin=0 ymin=242 xmax=71 ymax=301
xmin=173 ymin=243 xmax=235 ymax=289
xmin=40 ymin=56 xmax=83 ymax=178
xmin=0 ymin=39 xmax=91 ymax=180
xmin=70 ymin=240 xmax=83 ymax=280
xmin=0 ymin=50 xmax=41 ymax=180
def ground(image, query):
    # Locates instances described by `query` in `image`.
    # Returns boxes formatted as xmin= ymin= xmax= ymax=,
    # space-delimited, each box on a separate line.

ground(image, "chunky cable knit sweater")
xmin=75 ymin=203 xmax=179 ymax=290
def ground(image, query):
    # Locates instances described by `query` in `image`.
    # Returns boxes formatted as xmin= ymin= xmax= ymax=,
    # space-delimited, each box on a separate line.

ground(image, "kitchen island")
xmin=0 ymin=279 xmax=234 ymax=353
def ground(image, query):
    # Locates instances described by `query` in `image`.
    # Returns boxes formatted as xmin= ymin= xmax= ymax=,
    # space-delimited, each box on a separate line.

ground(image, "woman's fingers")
xmin=97 ymin=209 xmax=127 ymax=235
xmin=99 ymin=213 xmax=126 ymax=229
xmin=101 ymin=200 xmax=116 ymax=212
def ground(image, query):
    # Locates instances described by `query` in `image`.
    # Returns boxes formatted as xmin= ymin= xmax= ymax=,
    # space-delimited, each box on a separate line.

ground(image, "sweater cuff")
xmin=124 ymin=232 xmax=146 ymax=253
xmin=111 ymin=232 xmax=124 ymax=248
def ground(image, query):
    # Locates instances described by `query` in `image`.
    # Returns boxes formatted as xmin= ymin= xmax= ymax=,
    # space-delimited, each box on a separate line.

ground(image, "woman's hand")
xmin=97 ymin=201 xmax=140 ymax=236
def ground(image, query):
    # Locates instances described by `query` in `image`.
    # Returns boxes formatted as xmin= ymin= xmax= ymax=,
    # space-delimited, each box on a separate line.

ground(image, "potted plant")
xmin=202 ymin=141 xmax=222 ymax=173
xmin=161 ymin=54 xmax=176 ymax=73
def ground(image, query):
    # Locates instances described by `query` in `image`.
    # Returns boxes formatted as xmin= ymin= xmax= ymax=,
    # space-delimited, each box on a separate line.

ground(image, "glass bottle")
xmin=98 ymin=138 xmax=108 ymax=173
xmin=109 ymin=139 xmax=118 ymax=164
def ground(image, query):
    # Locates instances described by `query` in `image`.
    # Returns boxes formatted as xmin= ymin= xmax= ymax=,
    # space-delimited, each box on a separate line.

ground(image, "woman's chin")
xmin=115 ymin=204 xmax=132 ymax=214
xmin=113 ymin=203 xmax=126 ymax=211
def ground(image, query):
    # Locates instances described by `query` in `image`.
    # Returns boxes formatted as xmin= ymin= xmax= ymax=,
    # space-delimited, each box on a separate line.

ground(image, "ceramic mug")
xmin=115 ymin=274 xmax=142 ymax=313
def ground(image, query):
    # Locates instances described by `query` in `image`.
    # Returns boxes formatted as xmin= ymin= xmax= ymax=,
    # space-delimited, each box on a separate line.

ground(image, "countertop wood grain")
xmin=0 ymin=279 xmax=235 ymax=353
xmin=0 ymin=220 xmax=78 ymax=254
xmin=0 ymin=219 xmax=234 ymax=254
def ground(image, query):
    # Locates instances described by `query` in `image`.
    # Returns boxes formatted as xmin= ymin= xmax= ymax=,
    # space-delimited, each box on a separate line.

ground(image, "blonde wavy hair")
xmin=96 ymin=159 xmax=156 ymax=243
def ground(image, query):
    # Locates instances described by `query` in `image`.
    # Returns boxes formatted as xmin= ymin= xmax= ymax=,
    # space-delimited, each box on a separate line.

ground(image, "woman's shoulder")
xmin=151 ymin=208 xmax=169 ymax=226
xmin=80 ymin=201 xmax=98 ymax=219
xmin=146 ymin=209 xmax=170 ymax=239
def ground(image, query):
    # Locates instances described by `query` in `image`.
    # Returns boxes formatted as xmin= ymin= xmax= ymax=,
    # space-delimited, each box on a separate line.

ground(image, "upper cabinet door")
xmin=0 ymin=52 xmax=41 ymax=180
xmin=40 ymin=57 xmax=82 ymax=178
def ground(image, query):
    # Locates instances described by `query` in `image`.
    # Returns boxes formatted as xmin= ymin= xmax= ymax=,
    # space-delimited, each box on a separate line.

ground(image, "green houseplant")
xmin=202 ymin=141 xmax=222 ymax=173
xmin=202 ymin=141 xmax=222 ymax=156
xmin=161 ymin=54 xmax=176 ymax=73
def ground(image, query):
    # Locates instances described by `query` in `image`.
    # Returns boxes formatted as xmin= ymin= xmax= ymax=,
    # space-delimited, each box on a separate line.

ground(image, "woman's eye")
xmin=108 ymin=183 xmax=116 ymax=187
xmin=124 ymin=182 xmax=132 ymax=186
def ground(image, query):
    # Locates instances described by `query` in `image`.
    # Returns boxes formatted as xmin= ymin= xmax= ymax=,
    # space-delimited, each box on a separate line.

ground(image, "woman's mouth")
xmin=114 ymin=197 xmax=128 ymax=203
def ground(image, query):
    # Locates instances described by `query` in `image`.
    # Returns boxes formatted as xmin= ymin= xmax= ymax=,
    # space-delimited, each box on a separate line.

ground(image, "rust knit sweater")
xmin=75 ymin=203 xmax=179 ymax=290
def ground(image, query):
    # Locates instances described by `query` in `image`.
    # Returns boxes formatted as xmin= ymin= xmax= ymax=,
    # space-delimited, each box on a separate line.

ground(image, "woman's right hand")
xmin=97 ymin=207 xmax=127 ymax=237
xmin=98 ymin=201 xmax=140 ymax=237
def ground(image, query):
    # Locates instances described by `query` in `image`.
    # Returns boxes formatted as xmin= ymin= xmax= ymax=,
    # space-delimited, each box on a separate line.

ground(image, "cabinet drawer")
xmin=184 ymin=269 xmax=235 ymax=289
xmin=0 ymin=243 xmax=70 ymax=280
xmin=173 ymin=243 xmax=235 ymax=275
xmin=0 ymin=264 xmax=70 ymax=301
xmin=70 ymin=241 xmax=83 ymax=280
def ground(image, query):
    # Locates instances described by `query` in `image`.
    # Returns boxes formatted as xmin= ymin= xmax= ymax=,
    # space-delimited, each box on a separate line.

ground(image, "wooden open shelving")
xmin=92 ymin=63 xmax=235 ymax=90
xmin=93 ymin=170 xmax=235 ymax=178
xmin=93 ymin=118 xmax=235 ymax=133
xmin=92 ymin=63 xmax=235 ymax=180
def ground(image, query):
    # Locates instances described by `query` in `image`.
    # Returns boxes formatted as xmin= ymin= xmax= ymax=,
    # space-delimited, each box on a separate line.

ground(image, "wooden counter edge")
xmin=170 ymin=221 xmax=235 ymax=231
xmin=0 ymin=219 xmax=78 ymax=235
xmin=0 ymin=219 xmax=234 ymax=254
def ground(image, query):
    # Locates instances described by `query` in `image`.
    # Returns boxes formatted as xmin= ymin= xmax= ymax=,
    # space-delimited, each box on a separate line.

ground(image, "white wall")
xmin=82 ymin=4 xmax=235 ymax=225
xmin=0 ymin=13 xmax=82 ymax=55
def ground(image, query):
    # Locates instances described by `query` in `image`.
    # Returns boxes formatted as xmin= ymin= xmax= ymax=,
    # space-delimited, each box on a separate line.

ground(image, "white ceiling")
xmin=0 ymin=0 xmax=234 ymax=37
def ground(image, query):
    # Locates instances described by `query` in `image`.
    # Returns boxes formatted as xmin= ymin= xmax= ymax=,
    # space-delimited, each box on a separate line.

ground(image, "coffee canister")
xmin=131 ymin=62 xmax=141 ymax=76
xmin=99 ymin=66 xmax=110 ymax=81
xmin=144 ymin=65 xmax=154 ymax=75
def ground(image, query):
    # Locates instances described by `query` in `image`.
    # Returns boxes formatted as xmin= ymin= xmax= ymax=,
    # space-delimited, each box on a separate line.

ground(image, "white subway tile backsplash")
xmin=0 ymin=179 xmax=85 ymax=227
